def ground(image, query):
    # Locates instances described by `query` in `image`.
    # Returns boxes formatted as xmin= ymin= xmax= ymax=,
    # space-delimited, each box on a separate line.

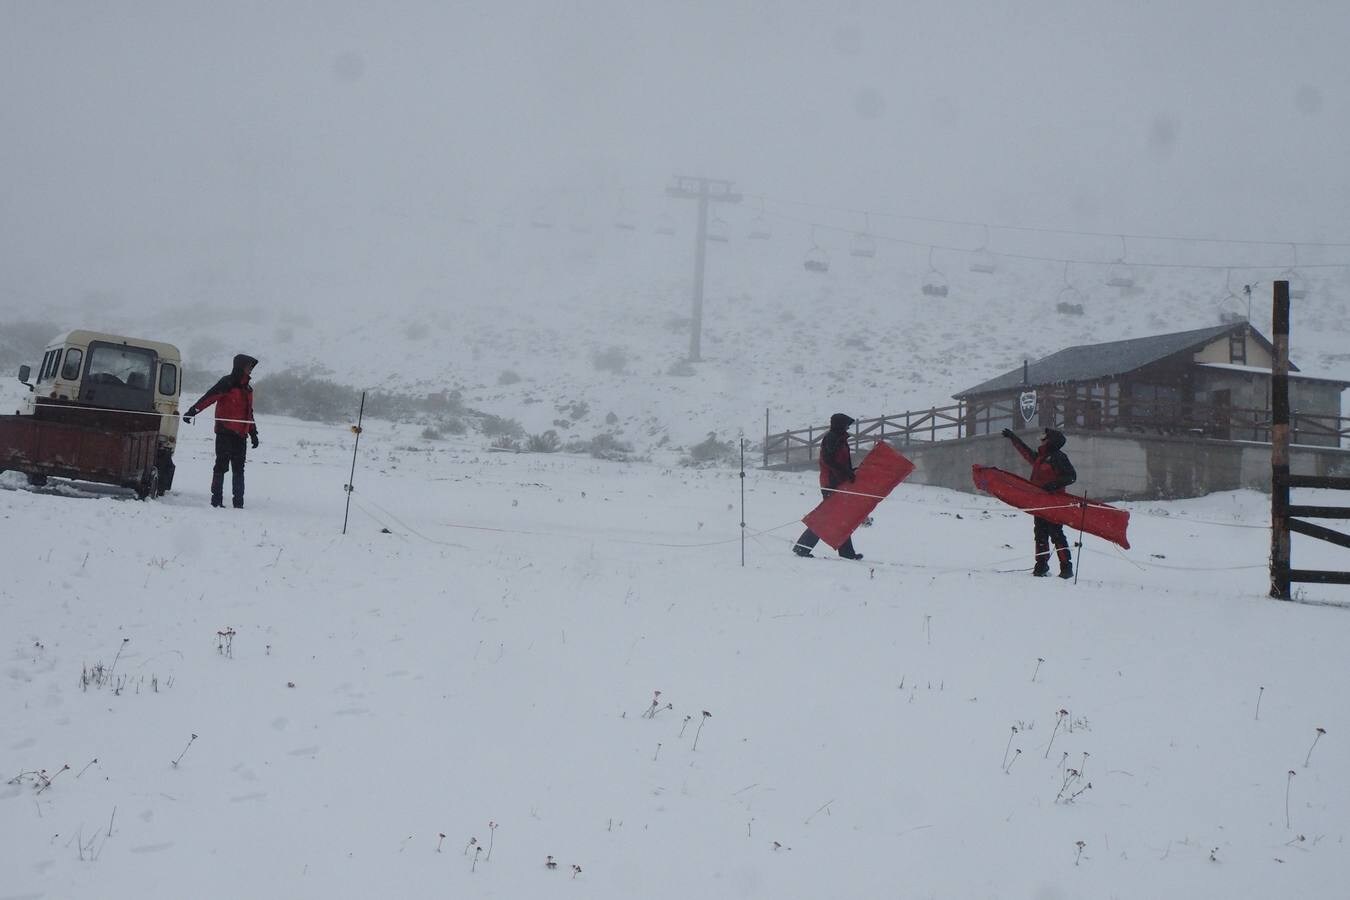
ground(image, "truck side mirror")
xmin=17 ymin=364 xmax=33 ymax=391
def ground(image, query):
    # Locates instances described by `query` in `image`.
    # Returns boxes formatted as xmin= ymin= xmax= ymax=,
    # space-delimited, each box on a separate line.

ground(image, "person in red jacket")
xmin=1001 ymin=427 xmax=1076 ymax=577
xmin=793 ymin=413 xmax=863 ymax=560
xmin=184 ymin=354 xmax=260 ymax=508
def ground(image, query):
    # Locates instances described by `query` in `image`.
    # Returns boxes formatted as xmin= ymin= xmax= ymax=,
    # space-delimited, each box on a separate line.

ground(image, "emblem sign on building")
xmin=1019 ymin=390 xmax=1038 ymax=425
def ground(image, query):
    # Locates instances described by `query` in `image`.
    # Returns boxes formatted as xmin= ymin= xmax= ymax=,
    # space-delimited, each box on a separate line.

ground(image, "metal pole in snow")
xmin=1073 ymin=490 xmax=1088 ymax=584
xmin=342 ymin=391 xmax=366 ymax=535
xmin=739 ymin=435 xmax=746 ymax=567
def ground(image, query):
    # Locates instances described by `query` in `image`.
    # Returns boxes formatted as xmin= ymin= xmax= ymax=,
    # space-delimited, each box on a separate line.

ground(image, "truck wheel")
xmin=156 ymin=449 xmax=175 ymax=495
xmin=136 ymin=467 xmax=159 ymax=501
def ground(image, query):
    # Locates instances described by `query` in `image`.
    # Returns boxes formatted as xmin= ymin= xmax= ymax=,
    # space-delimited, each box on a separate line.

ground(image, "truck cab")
xmin=16 ymin=330 xmax=182 ymax=493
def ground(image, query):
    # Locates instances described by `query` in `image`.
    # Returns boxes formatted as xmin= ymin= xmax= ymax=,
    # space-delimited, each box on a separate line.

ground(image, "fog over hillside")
xmin=3 ymin=1 xmax=1349 ymax=446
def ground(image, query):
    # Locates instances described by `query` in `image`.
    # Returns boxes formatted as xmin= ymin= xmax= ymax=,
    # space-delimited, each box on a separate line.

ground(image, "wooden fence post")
xmin=1270 ymin=280 xmax=1291 ymax=600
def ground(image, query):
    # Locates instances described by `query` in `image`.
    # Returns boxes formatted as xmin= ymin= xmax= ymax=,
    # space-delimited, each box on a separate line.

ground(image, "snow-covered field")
xmin=3 ymin=415 xmax=1348 ymax=899
xmin=6 ymin=2 xmax=1350 ymax=896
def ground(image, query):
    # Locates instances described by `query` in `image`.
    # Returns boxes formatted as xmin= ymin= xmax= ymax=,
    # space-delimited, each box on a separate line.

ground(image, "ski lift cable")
xmin=741 ymin=191 xmax=1350 ymax=249
xmin=750 ymin=205 xmax=1350 ymax=272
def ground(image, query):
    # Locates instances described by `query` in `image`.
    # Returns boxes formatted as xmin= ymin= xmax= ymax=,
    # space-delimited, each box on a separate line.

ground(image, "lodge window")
xmin=1126 ymin=383 xmax=1182 ymax=421
xmin=1229 ymin=333 xmax=1246 ymax=365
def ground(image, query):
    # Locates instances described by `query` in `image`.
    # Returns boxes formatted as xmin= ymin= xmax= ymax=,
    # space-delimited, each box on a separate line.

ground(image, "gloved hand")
xmin=1001 ymin=428 xmax=1015 ymax=439
xmin=250 ymin=433 xmax=260 ymax=450
xmin=848 ymin=470 xmax=857 ymax=482
xmin=1043 ymin=482 xmax=1060 ymax=493
xmin=182 ymin=413 xmax=194 ymax=424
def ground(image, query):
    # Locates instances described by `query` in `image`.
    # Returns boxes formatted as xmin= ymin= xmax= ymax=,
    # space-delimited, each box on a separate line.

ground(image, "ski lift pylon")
xmin=921 ymin=246 xmax=949 ymax=297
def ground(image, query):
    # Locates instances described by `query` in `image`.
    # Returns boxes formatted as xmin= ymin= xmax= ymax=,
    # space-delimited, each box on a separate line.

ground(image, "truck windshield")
xmin=86 ymin=345 xmax=156 ymax=391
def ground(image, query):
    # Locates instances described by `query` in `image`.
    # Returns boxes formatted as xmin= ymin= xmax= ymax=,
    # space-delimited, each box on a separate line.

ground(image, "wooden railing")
xmin=763 ymin=404 xmax=967 ymax=467
xmin=763 ymin=393 xmax=1350 ymax=468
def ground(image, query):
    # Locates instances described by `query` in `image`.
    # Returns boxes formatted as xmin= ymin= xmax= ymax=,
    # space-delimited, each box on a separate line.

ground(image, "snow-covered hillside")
xmin=6 ymin=214 xmax=1348 ymax=451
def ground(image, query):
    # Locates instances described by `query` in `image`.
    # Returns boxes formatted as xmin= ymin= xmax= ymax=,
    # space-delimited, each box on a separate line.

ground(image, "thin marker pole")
xmin=1074 ymin=490 xmax=1088 ymax=584
xmin=342 ymin=391 xmax=367 ymax=535
xmin=739 ymin=436 xmax=747 ymax=567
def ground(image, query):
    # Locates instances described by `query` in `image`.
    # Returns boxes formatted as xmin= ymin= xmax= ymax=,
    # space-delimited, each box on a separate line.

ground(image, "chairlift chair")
xmin=1105 ymin=235 xmax=1135 ymax=288
xmin=803 ymin=227 xmax=830 ymax=272
xmin=1280 ymin=244 xmax=1309 ymax=299
xmin=1284 ymin=270 xmax=1309 ymax=300
xmin=849 ymin=214 xmax=877 ymax=258
xmin=613 ymin=189 xmax=637 ymax=231
xmin=969 ymin=227 xmax=996 ymax=273
xmin=1106 ymin=262 xmax=1136 ymax=289
xmin=969 ymin=249 xmax=997 ymax=274
xmin=747 ymin=198 xmax=772 ymax=240
xmin=850 ymin=232 xmax=877 ymax=259
xmin=1213 ymin=269 xmax=1248 ymax=323
xmin=707 ymin=215 xmax=730 ymax=243
xmin=921 ymin=247 xmax=949 ymax=297
xmin=1056 ymin=261 xmax=1086 ymax=313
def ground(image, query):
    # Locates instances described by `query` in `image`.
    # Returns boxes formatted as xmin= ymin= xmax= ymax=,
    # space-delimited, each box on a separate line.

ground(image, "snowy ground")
xmin=3 ymin=417 xmax=1348 ymax=899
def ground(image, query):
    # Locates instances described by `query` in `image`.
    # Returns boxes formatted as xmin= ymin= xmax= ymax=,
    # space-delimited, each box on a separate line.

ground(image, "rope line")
xmin=349 ymin=488 xmax=802 ymax=551
xmin=744 ymin=192 xmax=1350 ymax=252
xmin=28 ymin=401 xmax=351 ymax=433
xmin=755 ymin=205 xmax=1350 ymax=272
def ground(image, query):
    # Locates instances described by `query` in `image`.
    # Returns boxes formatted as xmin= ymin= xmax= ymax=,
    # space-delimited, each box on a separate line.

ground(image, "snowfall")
xmin=4 ymin=221 xmax=1350 ymax=900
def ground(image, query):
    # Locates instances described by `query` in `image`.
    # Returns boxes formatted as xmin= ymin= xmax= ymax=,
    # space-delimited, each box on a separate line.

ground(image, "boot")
xmin=792 ymin=545 xmax=813 ymax=558
xmin=1059 ymin=563 xmax=1074 ymax=579
xmin=1032 ymin=566 xmax=1050 ymax=577
xmin=838 ymin=538 xmax=863 ymax=560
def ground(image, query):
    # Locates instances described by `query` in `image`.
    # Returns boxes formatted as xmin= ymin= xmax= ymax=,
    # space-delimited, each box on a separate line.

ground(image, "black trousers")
xmin=1033 ymin=516 xmax=1071 ymax=570
xmin=795 ymin=488 xmax=859 ymax=557
xmin=211 ymin=431 xmax=247 ymax=506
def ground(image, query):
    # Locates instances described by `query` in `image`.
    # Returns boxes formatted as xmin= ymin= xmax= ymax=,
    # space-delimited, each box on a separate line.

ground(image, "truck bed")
xmin=0 ymin=415 xmax=158 ymax=494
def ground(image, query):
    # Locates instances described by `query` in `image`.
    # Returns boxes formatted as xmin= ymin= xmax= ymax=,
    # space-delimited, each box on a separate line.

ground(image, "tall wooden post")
xmin=1270 ymin=281 xmax=1291 ymax=599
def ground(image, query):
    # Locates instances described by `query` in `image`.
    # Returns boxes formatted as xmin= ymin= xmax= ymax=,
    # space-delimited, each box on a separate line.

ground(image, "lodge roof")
xmin=953 ymin=323 xmax=1293 ymax=399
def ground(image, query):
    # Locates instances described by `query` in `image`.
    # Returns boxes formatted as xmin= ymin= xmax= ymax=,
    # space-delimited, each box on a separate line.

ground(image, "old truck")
xmin=1 ymin=330 xmax=182 ymax=499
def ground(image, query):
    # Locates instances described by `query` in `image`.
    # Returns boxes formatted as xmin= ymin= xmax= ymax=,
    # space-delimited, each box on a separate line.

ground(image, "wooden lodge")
xmin=763 ymin=322 xmax=1350 ymax=499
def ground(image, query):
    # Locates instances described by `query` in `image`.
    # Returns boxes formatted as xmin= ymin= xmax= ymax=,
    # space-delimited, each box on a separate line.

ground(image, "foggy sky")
xmin=3 ymin=0 xmax=1348 ymax=309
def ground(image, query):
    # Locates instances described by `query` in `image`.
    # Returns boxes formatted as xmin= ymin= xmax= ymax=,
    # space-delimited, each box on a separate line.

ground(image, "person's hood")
xmin=232 ymin=354 xmax=259 ymax=381
xmin=1041 ymin=428 xmax=1066 ymax=452
xmin=829 ymin=413 xmax=855 ymax=431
